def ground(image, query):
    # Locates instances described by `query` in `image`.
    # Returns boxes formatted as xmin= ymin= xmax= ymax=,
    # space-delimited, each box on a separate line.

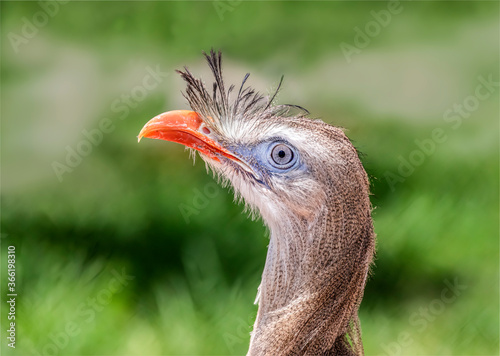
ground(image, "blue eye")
xmin=267 ymin=142 xmax=297 ymax=169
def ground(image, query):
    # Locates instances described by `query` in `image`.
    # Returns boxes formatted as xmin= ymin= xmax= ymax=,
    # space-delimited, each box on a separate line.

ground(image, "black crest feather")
xmin=175 ymin=50 xmax=309 ymax=133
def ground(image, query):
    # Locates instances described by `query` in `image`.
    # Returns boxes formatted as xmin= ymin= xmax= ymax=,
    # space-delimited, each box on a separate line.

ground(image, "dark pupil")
xmin=271 ymin=144 xmax=293 ymax=166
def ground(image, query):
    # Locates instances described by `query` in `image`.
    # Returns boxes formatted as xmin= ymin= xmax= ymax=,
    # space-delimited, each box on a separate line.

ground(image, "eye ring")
xmin=268 ymin=142 xmax=297 ymax=169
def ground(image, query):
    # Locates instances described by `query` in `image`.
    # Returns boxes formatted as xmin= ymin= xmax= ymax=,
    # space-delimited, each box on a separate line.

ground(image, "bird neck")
xmin=249 ymin=194 xmax=374 ymax=355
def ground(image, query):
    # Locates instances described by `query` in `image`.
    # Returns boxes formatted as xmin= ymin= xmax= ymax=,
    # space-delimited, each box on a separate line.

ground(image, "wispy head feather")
xmin=176 ymin=49 xmax=309 ymax=135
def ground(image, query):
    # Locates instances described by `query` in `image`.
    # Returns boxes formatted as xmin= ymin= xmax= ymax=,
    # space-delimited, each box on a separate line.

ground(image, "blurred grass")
xmin=1 ymin=1 xmax=499 ymax=355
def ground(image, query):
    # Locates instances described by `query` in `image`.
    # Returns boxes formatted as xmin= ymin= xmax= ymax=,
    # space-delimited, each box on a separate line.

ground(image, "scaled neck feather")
xmin=249 ymin=174 xmax=375 ymax=356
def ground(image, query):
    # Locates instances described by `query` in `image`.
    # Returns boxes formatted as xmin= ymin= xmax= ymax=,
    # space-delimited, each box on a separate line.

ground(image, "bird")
xmin=138 ymin=50 xmax=376 ymax=356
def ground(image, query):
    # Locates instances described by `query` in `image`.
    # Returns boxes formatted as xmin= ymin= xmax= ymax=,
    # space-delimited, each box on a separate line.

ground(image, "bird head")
xmin=138 ymin=51 xmax=367 ymax=236
xmin=138 ymin=50 xmax=375 ymax=355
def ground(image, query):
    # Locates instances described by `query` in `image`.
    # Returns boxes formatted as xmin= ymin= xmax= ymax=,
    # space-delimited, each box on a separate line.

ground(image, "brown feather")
xmin=177 ymin=50 xmax=376 ymax=355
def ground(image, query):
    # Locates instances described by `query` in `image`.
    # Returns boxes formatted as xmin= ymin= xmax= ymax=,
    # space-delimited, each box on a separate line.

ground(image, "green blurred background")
xmin=1 ymin=1 xmax=498 ymax=355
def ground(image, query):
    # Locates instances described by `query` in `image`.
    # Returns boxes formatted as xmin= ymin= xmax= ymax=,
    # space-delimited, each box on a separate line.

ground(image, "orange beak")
xmin=138 ymin=110 xmax=239 ymax=162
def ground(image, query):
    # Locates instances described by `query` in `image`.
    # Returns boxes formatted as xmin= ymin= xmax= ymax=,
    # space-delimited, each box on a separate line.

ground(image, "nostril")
xmin=202 ymin=127 xmax=211 ymax=135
